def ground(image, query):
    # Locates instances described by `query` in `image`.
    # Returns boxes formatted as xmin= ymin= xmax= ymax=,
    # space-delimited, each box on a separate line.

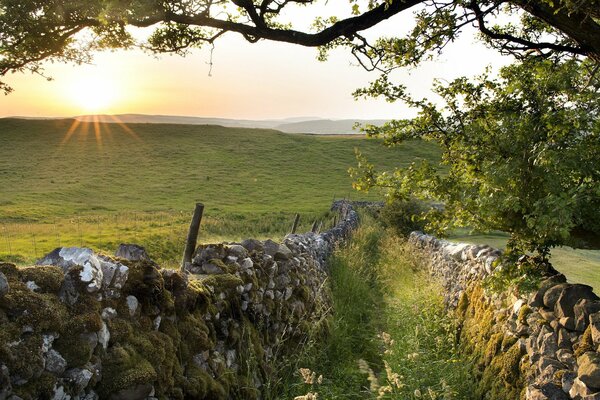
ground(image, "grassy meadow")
xmin=0 ymin=118 xmax=439 ymax=267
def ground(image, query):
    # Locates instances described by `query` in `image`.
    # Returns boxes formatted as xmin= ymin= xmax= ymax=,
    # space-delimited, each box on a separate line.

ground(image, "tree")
xmin=351 ymin=57 xmax=600 ymax=256
xmin=1 ymin=0 xmax=600 ymax=93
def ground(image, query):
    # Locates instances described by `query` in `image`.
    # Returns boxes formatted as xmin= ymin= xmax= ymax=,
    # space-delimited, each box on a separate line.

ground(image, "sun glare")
xmin=67 ymin=76 xmax=120 ymax=113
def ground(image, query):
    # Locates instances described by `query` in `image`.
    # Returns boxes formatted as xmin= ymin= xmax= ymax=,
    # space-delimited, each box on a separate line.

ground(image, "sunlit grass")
xmin=278 ymin=214 xmax=477 ymax=399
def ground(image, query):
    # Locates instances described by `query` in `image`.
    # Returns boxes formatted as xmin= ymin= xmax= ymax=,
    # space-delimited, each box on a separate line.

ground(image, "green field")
xmin=0 ymin=118 xmax=439 ymax=266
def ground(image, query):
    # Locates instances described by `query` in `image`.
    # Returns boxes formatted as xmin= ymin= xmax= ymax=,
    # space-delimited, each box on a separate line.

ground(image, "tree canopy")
xmin=1 ymin=0 xmax=600 ymax=93
xmin=352 ymin=57 xmax=600 ymax=256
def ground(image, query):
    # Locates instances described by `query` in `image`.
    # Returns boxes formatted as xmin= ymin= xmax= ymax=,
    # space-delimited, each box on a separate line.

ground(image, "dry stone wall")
xmin=410 ymin=231 xmax=600 ymax=400
xmin=0 ymin=203 xmax=358 ymax=400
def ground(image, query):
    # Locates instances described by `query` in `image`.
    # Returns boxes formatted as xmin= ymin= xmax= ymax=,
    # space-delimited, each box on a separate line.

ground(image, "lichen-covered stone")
xmin=0 ymin=271 xmax=9 ymax=298
xmin=578 ymin=352 xmax=600 ymax=390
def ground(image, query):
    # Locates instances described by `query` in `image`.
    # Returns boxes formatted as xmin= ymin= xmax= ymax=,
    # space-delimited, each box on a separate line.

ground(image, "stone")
xmin=555 ymin=284 xmax=599 ymax=319
xmin=574 ymin=300 xmax=600 ymax=332
xmin=127 ymin=295 xmax=139 ymax=317
xmin=25 ymin=281 xmax=40 ymax=292
xmin=113 ymin=265 xmax=129 ymax=289
xmin=98 ymin=321 xmax=110 ymax=350
xmin=543 ymin=283 xmax=571 ymax=310
xmin=200 ymin=262 xmax=225 ymax=275
xmin=263 ymin=240 xmax=293 ymax=261
xmin=64 ymin=368 xmax=94 ymax=391
xmin=557 ymin=328 xmax=572 ymax=349
xmin=529 ymin=274 xmax=567 ymax=307
xmin=101 ymin=307 xmax=118 ymax=320
xmin=539 ymin=309 xmax=556 ymax=322
xmin=556 ymin=349 xmax=575 ymax=367
xmin=591 ymin=312 xmax=600 ymax=346
xmin=0 ymin=271 xmax=8 ymax=298
xmin=153 ymin=316 xmax=162 ymax=331
xmin=0 ymin=364 xmax=11 ymax=399
xmin=540 ymin=332 xmax=558 ymax=358
xmin=80 ymin=332 xmax=99 ymax=353
xmin=241 ymin=239 xmax=263 ymax=252
xmin=571 ymin=377 xmax=594 ymax=398
xmin=527 ymin=383 xmax=569 ymax=399
xmin=227 ymin=245 xmax=247 ymax=259
xmin=45 ymin=349 xmax=67 ymax=375
xmin=108 ymin=383 xmax=153 ymax=400
xmin=562 ymin=371 xmax=576 ymax=394
xmin=115 ymin=244 xmax=151 ymax=262
xmin=558 ymin=317 xmax=575 ymax=331
xmin=240 ymin=258 xmax=253 ymax=270
xmin=578 ymin=352 xmax=600 ymax=390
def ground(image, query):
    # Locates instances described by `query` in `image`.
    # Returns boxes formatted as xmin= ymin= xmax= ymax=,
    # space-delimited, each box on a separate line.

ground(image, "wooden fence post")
xmin=311 ymin=220 xmax=318 ymax=233
xmin=291 ymin=213 xmax=300 ymax=234
xmin=181 ymin=203 xmax=204 ymax=271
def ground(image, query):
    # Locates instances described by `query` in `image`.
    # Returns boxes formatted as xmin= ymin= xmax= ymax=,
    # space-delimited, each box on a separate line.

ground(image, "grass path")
xmin=277 ymin=214 xmax=477 ymax=399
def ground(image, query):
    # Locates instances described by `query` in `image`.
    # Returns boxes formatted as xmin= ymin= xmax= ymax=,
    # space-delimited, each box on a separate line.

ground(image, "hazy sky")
xmin=0 ymin=4 xmax=510 ymax=120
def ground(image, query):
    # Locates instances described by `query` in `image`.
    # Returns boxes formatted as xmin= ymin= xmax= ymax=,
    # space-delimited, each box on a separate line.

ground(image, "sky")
xmin=0 ymin=3 xmax=510 ymax=120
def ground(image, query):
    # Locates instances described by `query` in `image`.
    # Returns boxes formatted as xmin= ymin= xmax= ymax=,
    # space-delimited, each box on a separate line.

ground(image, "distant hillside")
xmin=274 ymin=119 xmax=388 ymax=135
xmin=73 ymin=114 xmax=388 ymax=135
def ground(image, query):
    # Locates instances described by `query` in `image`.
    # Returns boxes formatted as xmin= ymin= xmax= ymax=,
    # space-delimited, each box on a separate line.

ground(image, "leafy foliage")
xmin=352 ymin=58 xmax=600 ymax=255
xmin=1 ymin=0 xmax=600 ymax=93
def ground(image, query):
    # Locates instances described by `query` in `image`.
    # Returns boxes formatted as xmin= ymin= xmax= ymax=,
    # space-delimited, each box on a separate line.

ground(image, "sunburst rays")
xmin=61 ymin=115 xmax=142 ymax=149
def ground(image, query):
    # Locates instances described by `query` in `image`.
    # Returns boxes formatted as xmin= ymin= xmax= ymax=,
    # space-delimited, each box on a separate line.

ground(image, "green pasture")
xmin=0 ymin=118 xmax=439 ymax=266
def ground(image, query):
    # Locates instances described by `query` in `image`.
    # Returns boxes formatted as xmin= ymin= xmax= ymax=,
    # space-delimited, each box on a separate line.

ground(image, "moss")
xmin=0 ymin=283 xmax=69 ymax=332
xmin=500 ymin=342 xmax=524 ymax=383
xmin=108 ymin=318 xmax=134 ymax=344
xmin=202 ymin=273 xmax=243 ymax=292
xmin=457 ymin=291 xmax=470 ymax=319
xmin=0 ymin=333 xmax=45 ymax=381
xmin=98 ymin=345 xmax=158 ymax=397
xmin=12 ymin=371 xmax=56 ymax=399
xmin=501 ymin=334 xmax=518 ymax=351
xmin=177 ymin=313 xmax=214 ymax=360
xmin=575 ymin=325 xmax=594 ymax=357
xmin=294 ymin=285 xmax=311 ymax=302
xmin=517 ymin=305 xmax=533 ymax=325
xmin=183 ymin=364 xmax=227 ymax=400
xmin=53 ymin=333 xmax=95 ymax=367
xmin=19 ymin=266 xmax=64 ymax=293
xmin=122 ymin=261 xmax=165 ymax=309
xmin=0 ymin=263 xmax=18 ymax=279
xmin=485 ymin=333 xmax=503 ymax=365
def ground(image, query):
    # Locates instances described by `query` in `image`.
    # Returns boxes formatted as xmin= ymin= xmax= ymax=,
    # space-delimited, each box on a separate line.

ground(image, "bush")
xmin=379 ymin=198 xmax=427 ymax=237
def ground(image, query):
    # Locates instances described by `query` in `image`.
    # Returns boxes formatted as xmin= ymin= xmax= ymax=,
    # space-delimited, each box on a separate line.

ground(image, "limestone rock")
xmin=241 ymin=238 xmax=263 ymax=253
xmin=115 ymin=244 xmax=152 ymax=262
xmin=590 ymin=312 xmax=600 ymax=346
xmin=98 ymin=321 xmax=110 ymax=350
xmin=108 ymin=383 xmax=153 ymax=400
xmin=543 ymin=283 xmax=571 ymax=310
xmin=127 ymin=295 xmax=139 ymax=317
xmin=199 ymin=262 xmax=225 ymax=275
xmin=45 ymin=349 xmax=67 ymax=375
xmin=555 ymin=284 xmax=599 ymax=319
xmin=571 ymin=377 xmax=594 ymax=398
xmin=527 ymin=383 xmax=569 ymax=399
xmin=578 ymin=352 xmax=600 ymax=390
xmin=227 ymin=244 xmax=247 ymax=259
xmin=575 ymin=300 xmax=600 ymax=332
xmin=0 ymin=271 xmax=9 ymax=298
xmin=64 ymin=368 xmax=94 ymax=391
xmin=263 ymin=240 xmax=292 ymax=261
xmin=530 ymin=274 xmax=566 ymax=307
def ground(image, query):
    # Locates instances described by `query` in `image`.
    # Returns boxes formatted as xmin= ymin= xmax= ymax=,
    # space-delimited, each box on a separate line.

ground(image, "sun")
xmin=67 ymin=75 xmax=120 ymax=113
